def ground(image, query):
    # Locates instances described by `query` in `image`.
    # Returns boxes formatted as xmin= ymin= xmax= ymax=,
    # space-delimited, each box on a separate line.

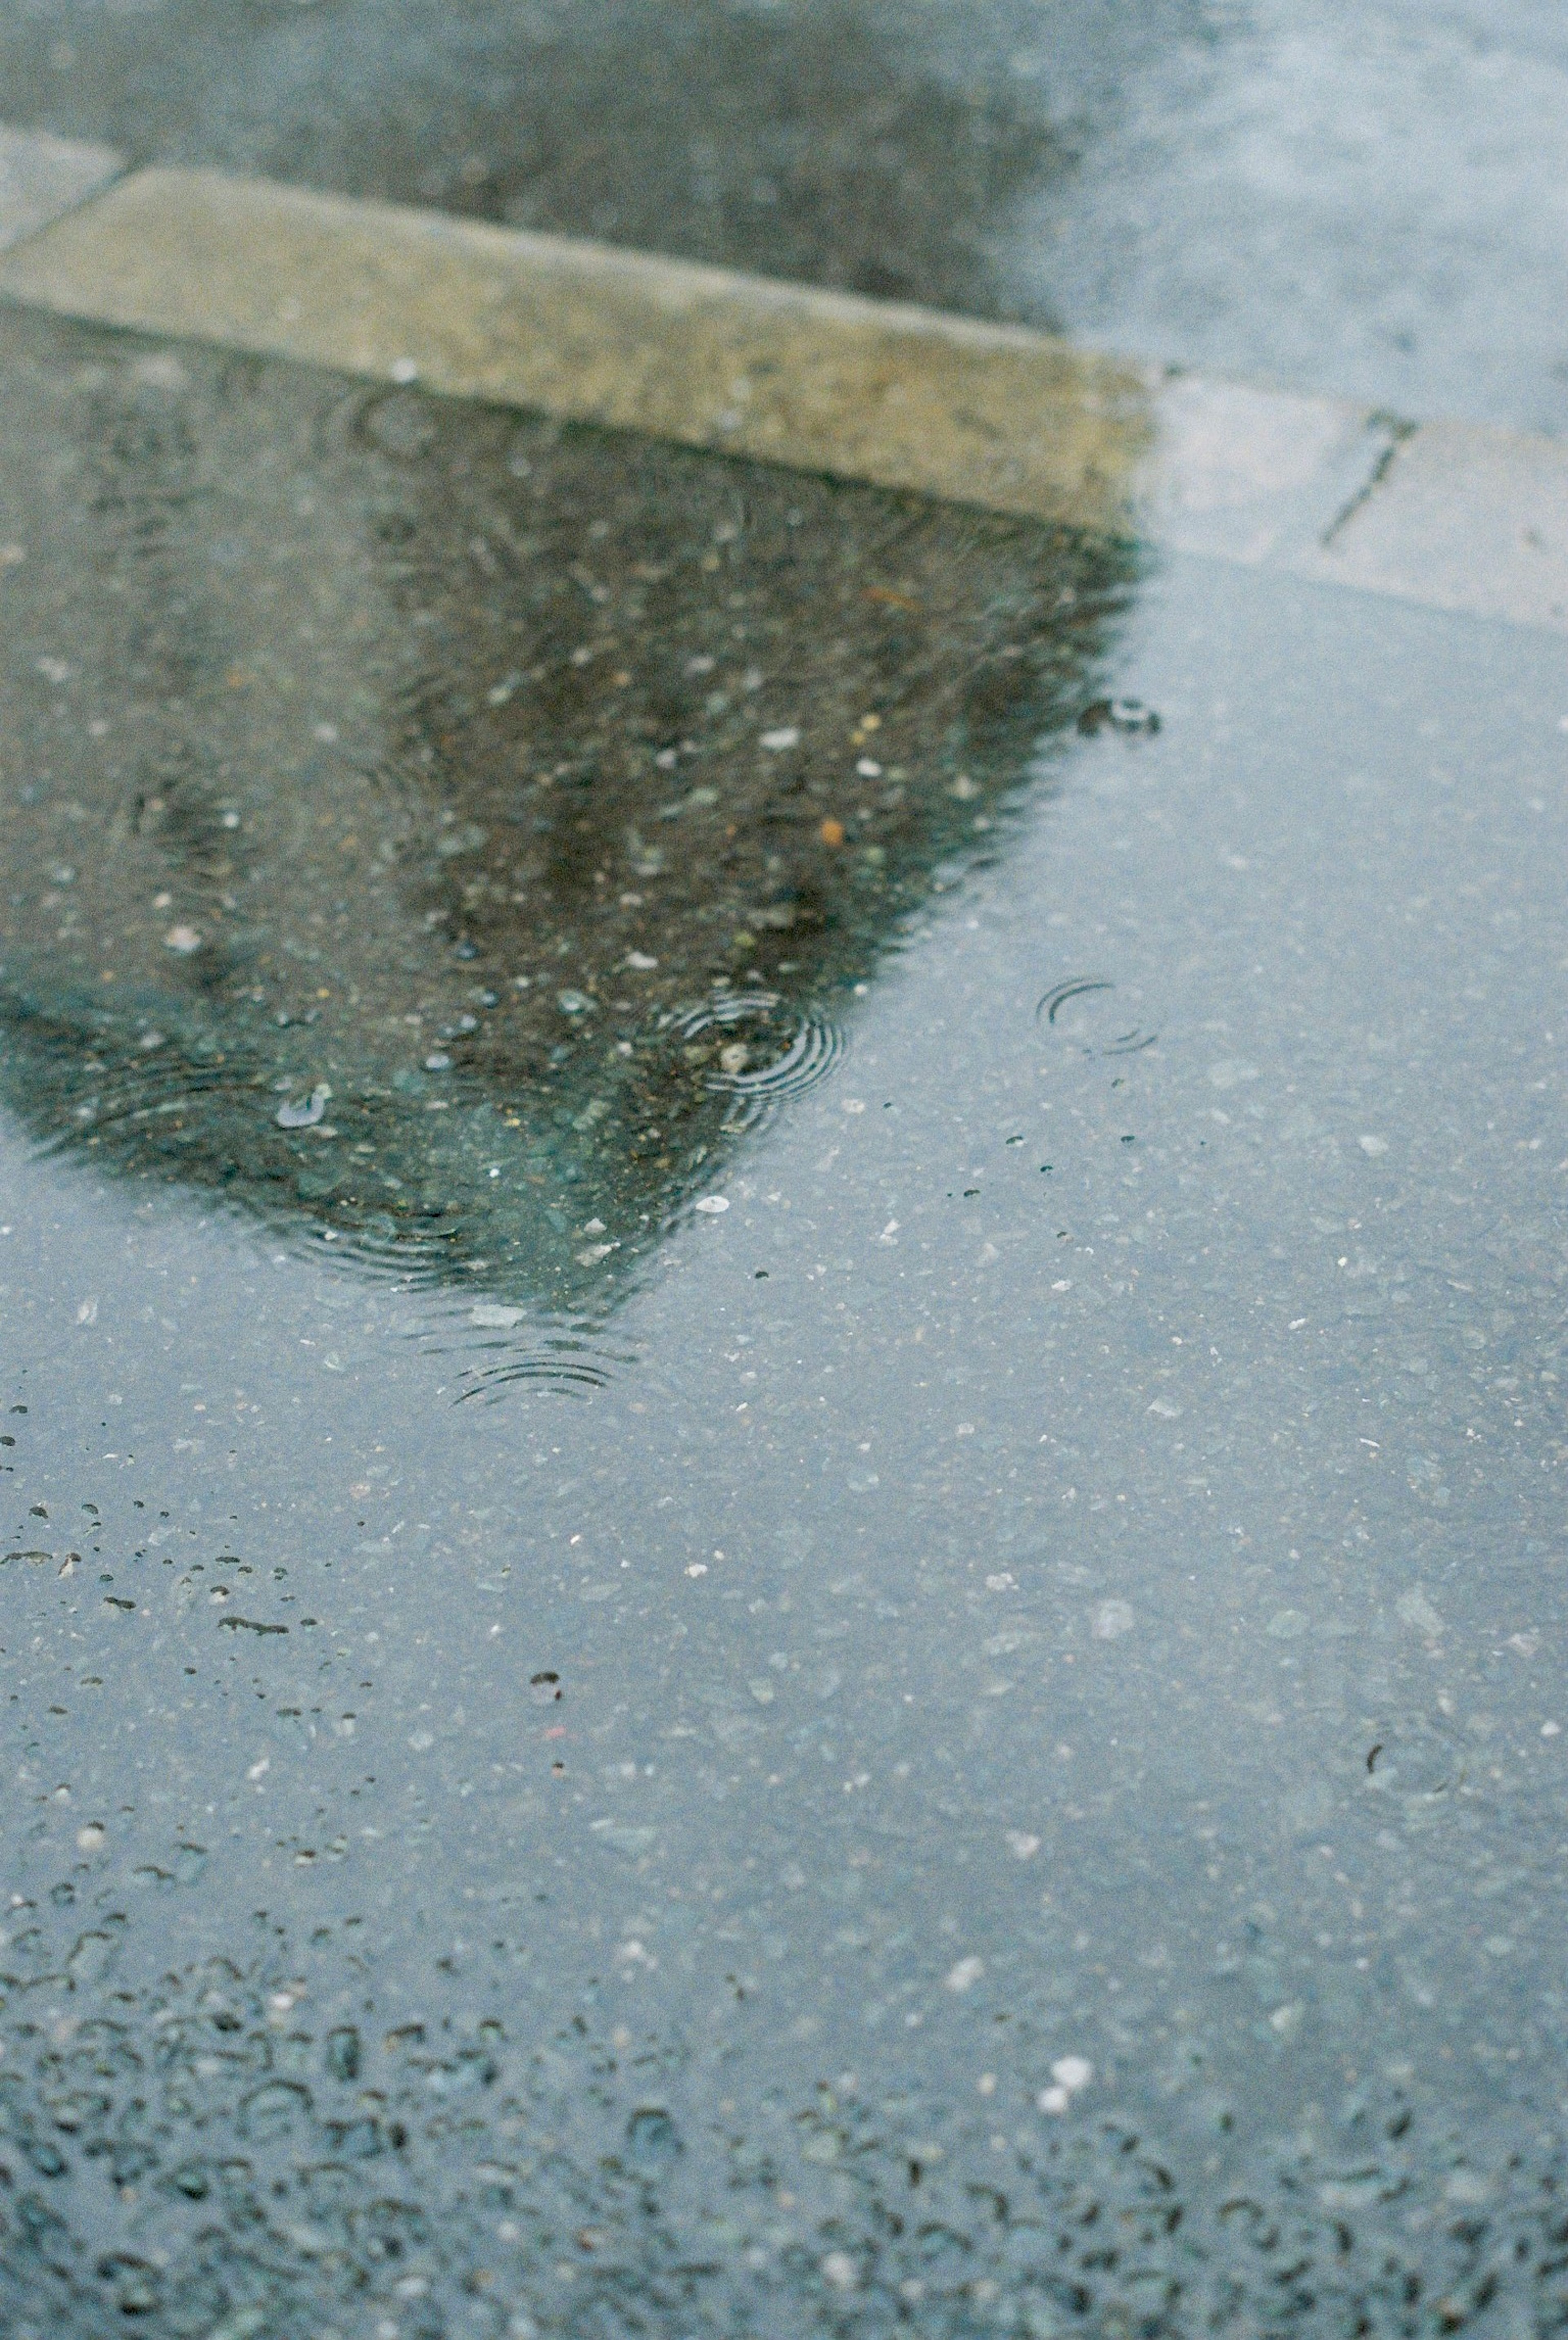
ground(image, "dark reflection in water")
xmin=0 ymin=0 xmax=1070 ymax=322
xmin=0 ymin=307 xmax=1137 ymax=1334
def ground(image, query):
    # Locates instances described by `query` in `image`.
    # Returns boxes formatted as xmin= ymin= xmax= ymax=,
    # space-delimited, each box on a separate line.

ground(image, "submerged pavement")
xmin=0 ymin=118 xmax=1567 ymax=2340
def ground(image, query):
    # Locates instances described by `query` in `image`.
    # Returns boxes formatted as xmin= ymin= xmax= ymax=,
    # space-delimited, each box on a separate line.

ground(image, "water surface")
xmin=3 ymin=306 xmax=1568 ymax=2331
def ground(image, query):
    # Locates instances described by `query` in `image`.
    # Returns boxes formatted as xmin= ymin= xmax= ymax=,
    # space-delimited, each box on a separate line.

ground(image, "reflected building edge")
xmin=0 ymin=305 xmax=1143 ymax=1343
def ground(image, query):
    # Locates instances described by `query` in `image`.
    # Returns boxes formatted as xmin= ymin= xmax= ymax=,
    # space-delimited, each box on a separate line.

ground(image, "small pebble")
xmin=276 ymin=1084 xmax=331 ymax=1129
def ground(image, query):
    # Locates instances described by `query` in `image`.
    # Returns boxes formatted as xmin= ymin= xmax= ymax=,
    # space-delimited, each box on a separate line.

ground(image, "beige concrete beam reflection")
xmin=0 ymin=165 xmax=1156 ymax=532
xmin=2 ymin=153 xmax=1567 ymax=630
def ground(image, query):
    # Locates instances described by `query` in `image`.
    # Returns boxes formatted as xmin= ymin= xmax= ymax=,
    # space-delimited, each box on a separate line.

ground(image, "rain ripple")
xmin=659 ymin=991 xmax=843 ymax=1128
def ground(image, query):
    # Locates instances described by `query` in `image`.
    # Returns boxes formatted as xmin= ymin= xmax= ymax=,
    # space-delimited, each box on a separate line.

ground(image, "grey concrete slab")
xmin=0 ymin=121 xmax=120 ymax=253
xmin=1303 ymin=416 xmax=1568 ymax=633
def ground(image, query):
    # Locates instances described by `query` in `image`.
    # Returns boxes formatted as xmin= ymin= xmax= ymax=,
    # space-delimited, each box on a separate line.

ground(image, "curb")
xmin=0 ymin=135 xmax=1564 ymax=633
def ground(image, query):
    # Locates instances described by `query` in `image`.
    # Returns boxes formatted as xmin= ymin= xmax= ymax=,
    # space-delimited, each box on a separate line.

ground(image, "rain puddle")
xmin=3 ymin=314 xmax=1568 ymax=2335
xmin=0 ymin=305 xmax=1134 ymax=1389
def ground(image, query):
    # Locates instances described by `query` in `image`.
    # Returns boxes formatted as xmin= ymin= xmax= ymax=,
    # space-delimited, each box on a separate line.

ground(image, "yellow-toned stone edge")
xmin=0 ymin=151 xmax=1565 ymax=633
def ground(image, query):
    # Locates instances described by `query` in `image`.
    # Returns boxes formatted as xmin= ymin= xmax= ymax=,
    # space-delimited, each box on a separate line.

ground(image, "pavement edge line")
xmin=0 ymin=155 xmax=1564 ymax=632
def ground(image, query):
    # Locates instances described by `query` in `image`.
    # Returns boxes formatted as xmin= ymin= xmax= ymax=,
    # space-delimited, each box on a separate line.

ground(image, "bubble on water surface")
xmin=1077 ymin=695 xmax=1161 ymax=735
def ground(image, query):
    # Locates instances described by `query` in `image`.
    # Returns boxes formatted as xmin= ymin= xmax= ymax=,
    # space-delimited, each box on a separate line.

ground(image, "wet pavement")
xmin=3 ymin=302 xmax=1568 ymax=2330
xmin=0 ymin=308 xmax=1134 ymax=1343
xmin=2 ymin=0 xmax=1568 ymax=431
xmin=1 ymin=11 xmax=1568 ymax=2340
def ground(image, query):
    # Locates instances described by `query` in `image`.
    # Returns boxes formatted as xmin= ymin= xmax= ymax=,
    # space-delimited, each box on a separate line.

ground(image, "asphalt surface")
xmin=2 ymin=8 xmax=1568 ymax=2336
xmin=3 ymin=312 xmax=1568 ymax=2331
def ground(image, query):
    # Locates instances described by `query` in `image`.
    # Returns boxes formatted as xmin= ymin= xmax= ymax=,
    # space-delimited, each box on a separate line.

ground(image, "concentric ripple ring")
xmin=662 ymin=991 xmax=844 ymax=1124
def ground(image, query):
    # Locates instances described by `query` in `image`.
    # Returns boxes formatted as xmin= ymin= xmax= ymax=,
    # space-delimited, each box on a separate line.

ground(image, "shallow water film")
xmin=0 ymin=310 xmax=1132 ymax=1366
xmin=4 ymin=16 xmax=1568 ymax=2327
xmin=3 ymin=309 xmax=1568 ymax=2331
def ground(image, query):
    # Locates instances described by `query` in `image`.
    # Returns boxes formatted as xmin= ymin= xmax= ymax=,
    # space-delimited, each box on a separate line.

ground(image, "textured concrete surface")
xmin=0 ymin=119 xmax=118 ymax=251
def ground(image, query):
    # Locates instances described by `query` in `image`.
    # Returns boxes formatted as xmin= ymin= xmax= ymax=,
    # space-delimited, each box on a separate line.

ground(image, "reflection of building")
xmin=0 ymin=307 xmax=1138 ymax=1316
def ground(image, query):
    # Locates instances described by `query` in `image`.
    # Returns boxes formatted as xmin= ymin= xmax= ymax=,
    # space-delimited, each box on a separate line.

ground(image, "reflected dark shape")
xmin=0 ymin=307 xmax=1137 ymax=1324
xmin=0 ymin=0 xmax=1069 ymax=323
